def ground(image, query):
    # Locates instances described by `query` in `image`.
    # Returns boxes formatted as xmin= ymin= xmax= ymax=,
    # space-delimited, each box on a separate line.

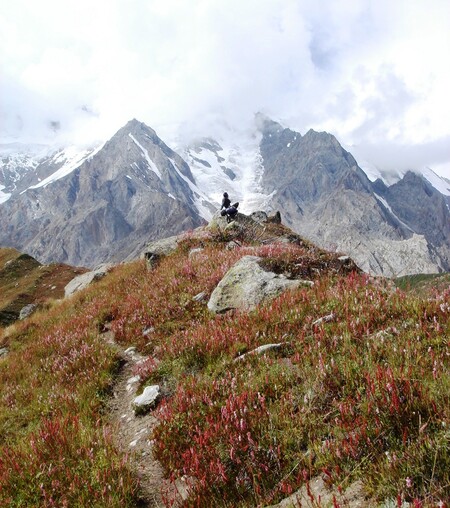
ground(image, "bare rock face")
xmin=256 ymin=115 xmax=450 ymax=276
xmin=0 ymin=120 xmax=206 ymax=268
xmin=207 ymin=255 xmax=313 ymax=314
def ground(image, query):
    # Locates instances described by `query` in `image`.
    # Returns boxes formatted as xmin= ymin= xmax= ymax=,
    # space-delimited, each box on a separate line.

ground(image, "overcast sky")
xmin=1 ymin=0 xmax=449 ymax=178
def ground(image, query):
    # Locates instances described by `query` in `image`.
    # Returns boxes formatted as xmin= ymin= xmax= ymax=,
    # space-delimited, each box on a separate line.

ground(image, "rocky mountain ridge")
xmin=1 ymin=116 xmax=449 ymax=276
xmin=0 ymin=120 xmax=208 ymax=267
xmin=255 ymin=115 xmax=450 ymax=275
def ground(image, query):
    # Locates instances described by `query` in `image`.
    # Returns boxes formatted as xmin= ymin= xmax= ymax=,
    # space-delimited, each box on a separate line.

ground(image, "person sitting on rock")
xmin=221 ymin=192 xmax=231 ymax=210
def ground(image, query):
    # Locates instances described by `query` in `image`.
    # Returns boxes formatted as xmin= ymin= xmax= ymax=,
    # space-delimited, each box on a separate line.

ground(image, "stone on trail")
xmin=133 ymin=385 xmax=161 ymax=415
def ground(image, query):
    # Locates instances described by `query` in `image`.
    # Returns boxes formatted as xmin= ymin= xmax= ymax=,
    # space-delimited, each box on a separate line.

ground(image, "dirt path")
xmin=104 ymin=331 xmax=180 ymax=507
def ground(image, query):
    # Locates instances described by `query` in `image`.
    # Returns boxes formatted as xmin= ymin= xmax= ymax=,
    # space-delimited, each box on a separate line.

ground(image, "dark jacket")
xmin=221 ymin=196 xmax=231 ymax=209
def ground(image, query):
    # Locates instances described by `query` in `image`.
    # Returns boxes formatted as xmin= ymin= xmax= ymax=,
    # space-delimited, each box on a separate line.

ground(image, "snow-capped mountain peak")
xmin=0 ymin=142 xmax=101 ymax=201
xmin=181 ymin=133 xmax=274 ymax=216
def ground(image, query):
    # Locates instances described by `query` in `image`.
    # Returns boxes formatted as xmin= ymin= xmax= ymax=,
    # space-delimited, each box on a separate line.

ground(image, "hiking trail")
xmin=103 ymin=330 xmax=183 ymax=507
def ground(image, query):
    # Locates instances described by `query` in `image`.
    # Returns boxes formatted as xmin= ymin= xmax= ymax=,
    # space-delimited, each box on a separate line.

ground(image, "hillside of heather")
xmin=0 ymin=222 xmax=448 ymax=507
xmin=0 ymin=247 xmax=87 ymax=327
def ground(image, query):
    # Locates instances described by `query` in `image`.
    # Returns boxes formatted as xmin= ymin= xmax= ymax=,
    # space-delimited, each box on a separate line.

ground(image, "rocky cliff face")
xmin=1 ymin=117 xmax=449 ymax=276
xmin=256 ymin=115 xmax=450 ymax=276
xmin=0 ymin=120 xmax=207 ymax=267
xmin=372 ymin=173 xmax=450 ymax=269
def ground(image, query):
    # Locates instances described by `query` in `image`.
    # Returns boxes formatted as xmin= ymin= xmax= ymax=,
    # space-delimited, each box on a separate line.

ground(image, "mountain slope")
xmin=181 ymin=134 xmax=273 ymax=215
xmin=0 ymin=120 xmax=209 ymax=267
xmin=1 ymin=116 xmax=449 ymax=276
xmin=256 ymin=115 xmax=450 ymax=276
xmin=0 ymin=143 xmax=96 ymax=199
xmin=1 ymin=219 xmax=448 ymax=506
xmin=0 ymin=247 xmax=86 ymax=326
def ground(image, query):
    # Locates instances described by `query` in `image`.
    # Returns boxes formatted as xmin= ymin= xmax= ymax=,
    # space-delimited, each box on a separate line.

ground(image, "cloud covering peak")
xmin=1 ymin=0 xmax=449 ymax=177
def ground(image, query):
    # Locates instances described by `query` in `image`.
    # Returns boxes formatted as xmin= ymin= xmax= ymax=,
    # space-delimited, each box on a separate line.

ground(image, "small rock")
xmin=142 ymin=327 xmax=154 ymax=336
xmin=250 ymin=211 xmax=268 ymax=224
xmin=265 ymin=476 xmax=368 ymax=507
xmin=226 ymin=240 xmax=241 ymax=250
xmin=193 ymin=291 xmax=207 ymax=302
xmin=235 ymin=342 xmax=286 ymax=362
xmin=144 ymin=253 xmax=161 ymax=270
xmin=142 ymin=235 xmax=180 ymax=269
xmin=174 ymin=476 xmax=191 ymax=501
xmin=129 ymin=439 xmax=139 ymax=447
xmin=133 ymin=385 xmax=161 ymax=415
xmin=267 ymin=211 xmax=282 ymax=224
xmin=124 ymin=347 xmax=137 ymax=355
xmin=0 ymin=347 xmax=8 ymax=358
xmin=188 ymin=247 xmax=204 ymax=258
xmin=19 ymin=304 xmax=37 ymax=320
xmin=312 ymin=313 xmax=335 ymax=326
xmin=64 ymin=264 xmax=112 ymax=297
xmin=126 ymin=375 xmax=141 ymax=392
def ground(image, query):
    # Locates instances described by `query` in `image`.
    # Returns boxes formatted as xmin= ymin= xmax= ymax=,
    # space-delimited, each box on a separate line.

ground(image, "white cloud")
xmin=1 ymin=0 xmax=449 ymax=177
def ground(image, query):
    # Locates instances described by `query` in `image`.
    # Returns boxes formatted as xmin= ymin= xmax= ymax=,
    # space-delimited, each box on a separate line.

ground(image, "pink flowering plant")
xmin=0 ymin=234 xmax=448 ymax=507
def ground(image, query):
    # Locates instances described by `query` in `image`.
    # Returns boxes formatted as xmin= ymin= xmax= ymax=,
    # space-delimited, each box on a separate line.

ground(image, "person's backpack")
xmin=220 ymin=202 xmax=239 ymax=217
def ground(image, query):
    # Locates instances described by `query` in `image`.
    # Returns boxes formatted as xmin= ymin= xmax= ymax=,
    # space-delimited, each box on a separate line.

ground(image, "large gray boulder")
xmin=142 ymin=234 xmax=180 ymax=268
xmin=64 ymin=264 xmax=112 ymax=297
xmin=207 ymin=256 xmax=313 ymax=314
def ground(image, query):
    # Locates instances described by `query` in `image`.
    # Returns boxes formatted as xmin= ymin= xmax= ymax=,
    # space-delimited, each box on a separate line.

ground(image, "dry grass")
xmin=0 ymin=232 xmax=448 ymax=507
xmin=0 ymin=247 xmax=87 ymax=327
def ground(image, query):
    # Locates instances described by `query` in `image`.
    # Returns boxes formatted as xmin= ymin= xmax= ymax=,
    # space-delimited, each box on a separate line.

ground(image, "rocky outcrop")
xmin=207 ymin=256 xmax=313 ymax=314
xmin=372 ymin=172 xmax=450 ymax=270
xmin=64 ymin=264 xmax=112 ymax=297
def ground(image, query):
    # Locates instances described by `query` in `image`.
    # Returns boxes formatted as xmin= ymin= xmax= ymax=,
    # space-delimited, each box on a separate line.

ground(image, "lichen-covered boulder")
xmin=207 ymin=256 xmax=313 ymax=314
